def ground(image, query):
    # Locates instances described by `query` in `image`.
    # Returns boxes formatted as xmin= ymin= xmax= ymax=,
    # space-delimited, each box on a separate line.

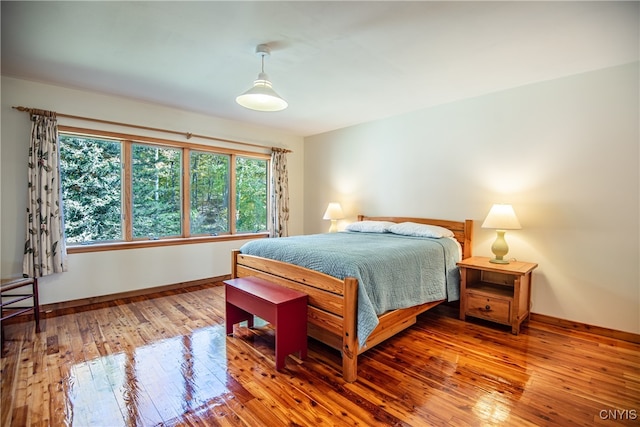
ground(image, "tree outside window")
xmin=132 ymin=144 xmax=182 ymax=239
xmin=59 ymin=131 xmax=269 ymax=247
xmin=59 ymin=135 xmax=122 ymax=243
xmin=190 ymin=151 xmax=229 ymax=235
xmin=236 ymin=157 xmax=268 ymax=233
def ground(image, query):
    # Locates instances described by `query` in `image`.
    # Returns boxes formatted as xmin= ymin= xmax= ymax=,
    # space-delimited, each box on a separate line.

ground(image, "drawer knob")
xmin=485 ymin=304 xmax=491 ymax=311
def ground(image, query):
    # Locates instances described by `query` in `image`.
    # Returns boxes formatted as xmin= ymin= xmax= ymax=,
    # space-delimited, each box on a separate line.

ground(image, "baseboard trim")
xmin=38 ymin=275 xmax=230 ymax=318
xmin=530 ymin=313 xmax=640 ymax=344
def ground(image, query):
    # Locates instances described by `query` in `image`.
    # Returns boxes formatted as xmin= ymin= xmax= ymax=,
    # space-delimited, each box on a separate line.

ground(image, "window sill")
xmin=66 ymin=233 xmax=269 ymax=254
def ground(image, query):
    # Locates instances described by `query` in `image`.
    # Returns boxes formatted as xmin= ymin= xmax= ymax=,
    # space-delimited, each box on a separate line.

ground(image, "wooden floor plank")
xmin=2 ymin=283 xmax=639 ymax=426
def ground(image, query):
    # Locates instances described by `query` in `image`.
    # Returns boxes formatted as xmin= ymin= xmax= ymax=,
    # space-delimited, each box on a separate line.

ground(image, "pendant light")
xmin=236 ymin=44 xmax=288 ymax=112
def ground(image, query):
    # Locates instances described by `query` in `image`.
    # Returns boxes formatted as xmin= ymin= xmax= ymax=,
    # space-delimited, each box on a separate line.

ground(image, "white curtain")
xmin=269 ymin=148 xmax=289 ymax=237
xmin=23 ymin=111 xmax=67 ymax=278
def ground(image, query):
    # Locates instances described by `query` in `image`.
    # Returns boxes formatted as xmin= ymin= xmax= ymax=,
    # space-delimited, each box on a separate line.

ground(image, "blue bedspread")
xmin=239 ymin=231 xmax=461 ymax=347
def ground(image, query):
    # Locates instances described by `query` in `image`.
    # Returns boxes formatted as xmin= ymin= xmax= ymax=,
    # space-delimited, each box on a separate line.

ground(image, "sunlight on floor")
xmin=62 ymin=326 xmax=228 ymax=426
xmin=473 ymin=390 xmax=511 ymax=424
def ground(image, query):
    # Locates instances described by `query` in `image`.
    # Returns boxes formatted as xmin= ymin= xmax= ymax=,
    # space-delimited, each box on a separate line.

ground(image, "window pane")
xmin=189 ymin=151 xmax=229 ymax=235
xmin=132 ymin=144 xmax=181 ymax=239
xmin=235 ymin=157 xmax=268 ymax=233
xmin=59 ymin=135 xmax=122 ymax=243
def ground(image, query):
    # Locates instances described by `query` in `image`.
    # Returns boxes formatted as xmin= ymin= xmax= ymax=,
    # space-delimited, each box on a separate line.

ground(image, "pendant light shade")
xmin=236 ymin=44 xmax=287 ymax=112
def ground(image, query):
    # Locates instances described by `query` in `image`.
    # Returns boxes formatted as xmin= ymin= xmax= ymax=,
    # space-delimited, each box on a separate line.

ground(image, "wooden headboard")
xmin=357 ymin=215 xmax=473 ymax=259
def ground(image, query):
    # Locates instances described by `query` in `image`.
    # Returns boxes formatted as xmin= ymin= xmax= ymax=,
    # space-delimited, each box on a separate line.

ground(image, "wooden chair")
xmin=1 ymin=277 xmax=41 ymax=344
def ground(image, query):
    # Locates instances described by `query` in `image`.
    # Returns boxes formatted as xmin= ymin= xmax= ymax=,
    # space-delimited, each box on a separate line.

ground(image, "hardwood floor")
xmin=2 ymin=283 xmax=639 ymax=426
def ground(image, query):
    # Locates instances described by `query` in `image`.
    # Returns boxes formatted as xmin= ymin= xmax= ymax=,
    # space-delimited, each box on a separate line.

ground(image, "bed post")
xmin=463 ymin=220 xmax=473 ymax=259
xmin=231 ymin=249 xmax=239 ymax=278
xmin=342 ymin=277 xmax=358 ymax=382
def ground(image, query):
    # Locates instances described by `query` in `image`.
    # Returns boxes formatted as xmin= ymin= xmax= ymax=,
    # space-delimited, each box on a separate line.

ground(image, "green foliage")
xmin=59 ymin=135 xmax=122 ymax=243
xmin=59 ymin=134 xmax=269 ymax=243
xmin=132 ymin=144 xmax=181 ymax=238
xmin=190 ymin=151 xmax=229 ymax=235
xmin=236 ymin=157 xmax=267 ymax=233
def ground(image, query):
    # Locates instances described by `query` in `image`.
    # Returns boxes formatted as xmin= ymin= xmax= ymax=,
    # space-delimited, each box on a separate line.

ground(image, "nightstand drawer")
xmin=466 ymin=294 xmax=510 ymax=324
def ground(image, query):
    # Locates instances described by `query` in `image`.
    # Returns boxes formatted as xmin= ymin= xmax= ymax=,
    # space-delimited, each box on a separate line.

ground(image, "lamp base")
xmin=489 ymin=230 xmax=510 ymax=264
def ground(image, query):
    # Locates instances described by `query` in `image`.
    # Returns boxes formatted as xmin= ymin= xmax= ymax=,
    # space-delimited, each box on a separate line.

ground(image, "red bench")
xmin=224 ymin=276 xmax=308 ymax=370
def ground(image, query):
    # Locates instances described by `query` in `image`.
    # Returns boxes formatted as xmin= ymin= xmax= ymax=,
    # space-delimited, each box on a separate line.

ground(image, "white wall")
xmin=304 ymin=63 xmax=639 ymax=334
xmin=1 ymin=76 xmax=304 ymax=305
xmin=3 ymin=64 xmax=638 ymax=335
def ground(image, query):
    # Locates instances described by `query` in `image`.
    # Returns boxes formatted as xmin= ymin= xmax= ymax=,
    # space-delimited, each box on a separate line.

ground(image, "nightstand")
xmin=458 ymin=256 xmax=538 ymax=335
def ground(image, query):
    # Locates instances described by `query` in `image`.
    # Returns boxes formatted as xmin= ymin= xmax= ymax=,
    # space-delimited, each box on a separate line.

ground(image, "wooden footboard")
xmin=232 ymin=249 xmax=360 ymax=381
xmin=231 ymin=216 xmax=474 ymax=382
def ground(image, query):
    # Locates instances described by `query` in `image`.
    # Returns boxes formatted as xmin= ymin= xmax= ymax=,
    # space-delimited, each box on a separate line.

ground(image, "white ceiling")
xmin=2 ymin=1 xmax=638 ymax=137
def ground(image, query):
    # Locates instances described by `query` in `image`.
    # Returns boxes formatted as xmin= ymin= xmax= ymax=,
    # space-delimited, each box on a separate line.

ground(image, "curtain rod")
xmin=12 ymin=106 xmax=292 ymax=153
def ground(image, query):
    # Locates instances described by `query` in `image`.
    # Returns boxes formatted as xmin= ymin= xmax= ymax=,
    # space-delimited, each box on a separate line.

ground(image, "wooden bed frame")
xmin=231 ymin=215 xmax=473 ymax=382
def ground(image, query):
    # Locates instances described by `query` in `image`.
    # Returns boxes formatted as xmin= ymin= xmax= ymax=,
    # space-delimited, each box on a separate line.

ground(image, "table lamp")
xmin=323 ymin=202 xmax=344 ymax=233
xmin=481 ymin=204 xmax=521 ymax=264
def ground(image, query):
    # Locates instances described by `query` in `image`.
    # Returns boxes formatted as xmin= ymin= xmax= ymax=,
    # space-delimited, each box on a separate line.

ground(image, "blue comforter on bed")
xmin=239 ymin=231 xmax=461 ymax=347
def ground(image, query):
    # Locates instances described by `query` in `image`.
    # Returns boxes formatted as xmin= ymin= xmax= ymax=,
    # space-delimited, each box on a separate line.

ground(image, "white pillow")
xmin=345 ymin=220 xmax=396 ymax=233
xmin=388 ymin=222 xmax=454 ymax=239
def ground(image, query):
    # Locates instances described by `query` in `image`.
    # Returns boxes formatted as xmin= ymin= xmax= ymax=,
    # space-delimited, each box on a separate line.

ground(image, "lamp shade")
xmin=236 ymin=72 xmax=288 ymax=112
xmin=481 ymin=204 xmax=521 ymax=230
xmin=323 ymin=203 xmax=344 ymax=220
xmin=236 ymin=44 xmax=287 ymax=112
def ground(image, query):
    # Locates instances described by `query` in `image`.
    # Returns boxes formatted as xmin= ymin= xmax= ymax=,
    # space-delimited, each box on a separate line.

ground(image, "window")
xmin=59 ymin=135 xmax=123 ymax=243
xmin=59 ymin=129 xmax=269 ymax=249
xmin=132 ymin=144 xmax=182 ymax=239
xmin=190 ymin=151 xmax=229 ymax=235
xmin=236 ymin=156 xmax=268 ymax=233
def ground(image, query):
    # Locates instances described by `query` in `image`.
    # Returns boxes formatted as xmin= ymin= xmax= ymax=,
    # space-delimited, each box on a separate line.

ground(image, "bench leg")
xmin=274 ymin=332 xmax=307 ymax=370
xmin=225 ymin=302 xmax=253 ymax=335
xmin=275 ymin=347 xmax=286 ymax=371
xmin=274 ymin=305 xmax=308 ymax=371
